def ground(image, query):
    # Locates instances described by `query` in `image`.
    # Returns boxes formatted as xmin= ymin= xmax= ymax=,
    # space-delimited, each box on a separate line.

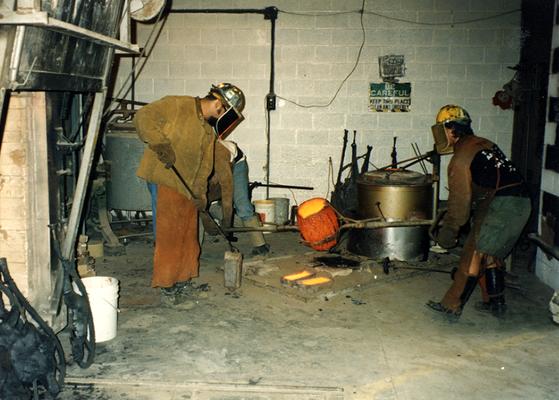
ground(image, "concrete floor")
xmin=57 ymin=230 xmax=559 ymax=400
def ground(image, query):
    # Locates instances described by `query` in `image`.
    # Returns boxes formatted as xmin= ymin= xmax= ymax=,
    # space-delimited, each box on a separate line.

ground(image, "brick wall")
xmin=118 ymin=0 xmax=521 ymax=204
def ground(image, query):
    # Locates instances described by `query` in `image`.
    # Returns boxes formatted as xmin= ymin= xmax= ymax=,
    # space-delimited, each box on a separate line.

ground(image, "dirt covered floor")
xmin=57 ymin=231 xmax=559 ymax=399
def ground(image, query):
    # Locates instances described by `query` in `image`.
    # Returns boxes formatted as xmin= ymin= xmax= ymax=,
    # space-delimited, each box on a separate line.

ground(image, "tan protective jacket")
xmin=134 ymin=96 xmax=216 ymax=205
xmin=443 ymin=134 xmax=496 ymax=233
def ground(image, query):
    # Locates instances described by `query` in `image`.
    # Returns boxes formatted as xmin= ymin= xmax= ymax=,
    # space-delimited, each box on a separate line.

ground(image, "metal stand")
xmin=0 ymin=2 xmax=138 ymax=333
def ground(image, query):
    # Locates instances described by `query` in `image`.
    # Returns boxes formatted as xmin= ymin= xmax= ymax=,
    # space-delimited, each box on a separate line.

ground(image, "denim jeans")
xmin=232 ymin=159 xmax=255 ymax=221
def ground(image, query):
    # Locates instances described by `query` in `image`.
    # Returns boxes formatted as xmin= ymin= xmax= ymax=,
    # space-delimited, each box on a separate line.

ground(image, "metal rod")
xmin=250 ymin=181 xmax=314 ymax=191
xmin=109 ymin=218 xmax=151 ymax=224
xmin=416 ymin=144 xmax=428 ymax=174
xmin=378 ymin=153 xmax=430 ymax=171
xmin=169 ymin=8 xmax=268 ymax=14
xmin=8 ymin=26 xmax=25 ymax=84
xmin=0 ymin=11 xmax=140 ymax=53
xmin=341 ymin=219 xmax=433 ymax=230
xmin=413 ymin=143 xmax=428 ymax=175
xmin=118 ymin=232 xmax=153 ymax=239
xmin=431 ymin=146 xmax=441 ymax=220
xmin=411 ymin=144 xmax=422 ymax=171
xmin=223 ymin=218 xmax=435 ymax=233
xmin=266 ymin=111 xmax=271 ymax=199
xmin=223 ymin=225 xmax=300 ymax=233
xmin=61 ymin=90 xmax=107 ymax=260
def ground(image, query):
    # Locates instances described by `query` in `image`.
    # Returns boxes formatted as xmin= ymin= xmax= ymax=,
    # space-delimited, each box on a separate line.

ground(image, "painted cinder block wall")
xmin=537 ymin=0 xmax=559 ymax=291
xmin=117 ymin=0 xmax=521 ymax=205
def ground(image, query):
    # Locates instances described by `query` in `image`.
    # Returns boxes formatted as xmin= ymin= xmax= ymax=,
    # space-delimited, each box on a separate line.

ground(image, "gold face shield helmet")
xmin=210 ymin=83 xmax=246 ymax=139
xmin=431 ymin=104 xmax=472 ymax=154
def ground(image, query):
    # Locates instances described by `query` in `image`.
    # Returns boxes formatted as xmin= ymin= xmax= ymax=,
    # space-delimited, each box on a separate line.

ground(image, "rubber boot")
xmin=485 ymin=267 xmax=507 ymax=318
xmin=474 ymin=273 xmax=491 ymax=312
xmin=242 ymin=215 xmax=270 ymax=256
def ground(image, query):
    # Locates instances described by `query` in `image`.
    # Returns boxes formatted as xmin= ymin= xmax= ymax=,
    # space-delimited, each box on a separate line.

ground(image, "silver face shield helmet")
xmin=210 ymin=83 xmax=246 ymax=139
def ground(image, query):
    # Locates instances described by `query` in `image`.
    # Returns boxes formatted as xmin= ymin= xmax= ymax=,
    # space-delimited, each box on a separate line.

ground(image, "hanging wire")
xmin=364 ymin=8 xmax=520 ymax=26
xmin=276 ymin=4 xmax=520 ymax=109
xmin=276 ymin=0 xmax=366 ymax=109
xmin=278 ymin=7 xmax=520 ymax=26
xmin=325 ymin=157 xmax=335 ymax=198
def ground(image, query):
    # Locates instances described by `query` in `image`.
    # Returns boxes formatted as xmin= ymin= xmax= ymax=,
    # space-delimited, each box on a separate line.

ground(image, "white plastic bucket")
xmin=270 ymin=197 xmax=290 ymax=225
xmin=253 ymin=199 xmax=276 ymax=225
xmin=82 ymin=276 xmax=120 ymax=343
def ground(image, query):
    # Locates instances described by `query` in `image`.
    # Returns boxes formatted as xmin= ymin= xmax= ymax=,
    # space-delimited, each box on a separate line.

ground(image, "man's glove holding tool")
xmin=149 ymin=142 xmax=175 ymax=169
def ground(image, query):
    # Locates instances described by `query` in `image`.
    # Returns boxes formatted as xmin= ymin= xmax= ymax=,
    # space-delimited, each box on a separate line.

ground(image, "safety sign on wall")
xmin=369 ymin=82 xmax=411 ymax=112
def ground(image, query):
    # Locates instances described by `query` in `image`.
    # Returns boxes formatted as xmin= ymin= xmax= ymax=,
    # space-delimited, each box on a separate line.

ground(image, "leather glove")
xmin=435 ymin=225 xmax=458 ymax=249
xmin=192 ymin=198 xmax=206 ymax=212
xmin=149 ymin=142 xmax=175 ymax=169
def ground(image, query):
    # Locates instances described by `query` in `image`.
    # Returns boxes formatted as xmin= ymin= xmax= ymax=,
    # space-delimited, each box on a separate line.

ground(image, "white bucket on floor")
xmin=270 ymin=197 xmax=290 ymax=225
xmin=82 ymin=276 xmax=120 ymax=343
xmin=253 ymin=199 xmax=276 ymax=225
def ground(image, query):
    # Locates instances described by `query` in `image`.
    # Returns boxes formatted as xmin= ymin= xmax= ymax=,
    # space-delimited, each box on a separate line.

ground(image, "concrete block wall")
xmin=0 ymin=94 xmax=32 ymax=297
xmin=117 ymin=0 xmax=521 ymax=205
xmin=537 ymin=0 xmax=559 ymax=291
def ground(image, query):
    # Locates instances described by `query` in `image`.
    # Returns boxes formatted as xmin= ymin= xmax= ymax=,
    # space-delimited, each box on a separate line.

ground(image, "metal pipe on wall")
xmin=167 ymin=7 xmax=278 ymax=198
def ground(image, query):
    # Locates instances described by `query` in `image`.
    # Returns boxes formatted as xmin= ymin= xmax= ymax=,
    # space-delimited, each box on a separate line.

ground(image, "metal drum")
xmin=103 ymin=123 xmax=151 ymax=211
xmin=348 ymin=170 xmax=433 ymax=261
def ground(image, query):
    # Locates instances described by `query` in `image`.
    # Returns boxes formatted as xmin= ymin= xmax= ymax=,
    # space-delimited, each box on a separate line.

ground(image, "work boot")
xmin=175 ymin=281 xmax=210 ymax=302
xmin=242 ymin=215 xmax=270 ymax=256
xmin=426 ymin=300 xmax=463 ymax=322
xmin=160 ymin=286 xmax=178 ymax=307
xmin=427 ymin=276 xmax=478 ymax=321
xmin=160 ymin=281 xmax=195 ymax=306
xmin=252 ymin=243 xmax=270 ymax=256
xmin=486 ymin=267 xmax=507 ymax=318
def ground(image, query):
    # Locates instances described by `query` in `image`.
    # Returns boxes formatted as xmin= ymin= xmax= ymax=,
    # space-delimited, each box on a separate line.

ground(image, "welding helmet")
xmin=431 ymin=105 xmax=472 ymax=154
xmin=210 ymin=83 xmax=246 ymax=139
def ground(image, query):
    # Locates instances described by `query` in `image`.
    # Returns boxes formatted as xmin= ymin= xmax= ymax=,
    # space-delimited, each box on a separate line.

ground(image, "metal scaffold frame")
xmin=0 ymin=0 xmax=138 ymax=325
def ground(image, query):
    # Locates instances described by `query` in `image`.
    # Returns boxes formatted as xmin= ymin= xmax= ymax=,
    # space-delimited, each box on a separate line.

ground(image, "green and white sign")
xmin=369 ymin=82 xmax=411 ymax=112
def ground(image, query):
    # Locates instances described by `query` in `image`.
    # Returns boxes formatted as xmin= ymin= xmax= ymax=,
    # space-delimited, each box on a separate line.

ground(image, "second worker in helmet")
xmin=427 ymin=105 xmax=532 ymax=320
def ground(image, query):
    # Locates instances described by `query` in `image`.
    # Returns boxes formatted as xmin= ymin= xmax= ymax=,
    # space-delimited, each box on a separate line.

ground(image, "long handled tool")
xmin=171 ymin=166 xmax=235 ymax=250
xmin=336 ymin=129 xmax=349 ymax=186
xmin=170 ymin=166 xmax=243 ymax=291
xmin=382 ymin=257 xmax=457 ymax=278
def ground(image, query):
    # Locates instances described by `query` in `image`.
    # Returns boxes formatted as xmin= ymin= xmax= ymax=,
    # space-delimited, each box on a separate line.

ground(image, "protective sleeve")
xmin=133 ymin=97 xmax=176 ymax=145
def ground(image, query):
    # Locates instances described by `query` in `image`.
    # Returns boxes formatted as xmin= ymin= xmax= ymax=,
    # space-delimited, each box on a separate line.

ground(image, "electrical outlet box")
xmin=266 ymin=93 xmax=276 ymax=111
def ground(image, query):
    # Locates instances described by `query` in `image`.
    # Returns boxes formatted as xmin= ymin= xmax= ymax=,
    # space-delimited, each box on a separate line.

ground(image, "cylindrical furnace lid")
xmin=358 ymin=169 xmax=432 ymax=186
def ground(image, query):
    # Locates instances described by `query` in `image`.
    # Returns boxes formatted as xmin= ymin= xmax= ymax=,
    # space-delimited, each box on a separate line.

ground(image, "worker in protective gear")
xmin=134 ymin=83 xmax=245 ymax=305
xmin=206 ymin=140 xmax=270 ymax=256
xmin=427 ymin=104 xmax=531 ymax=320
xmin=209 ymin=83 xmax=245 ymax=139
